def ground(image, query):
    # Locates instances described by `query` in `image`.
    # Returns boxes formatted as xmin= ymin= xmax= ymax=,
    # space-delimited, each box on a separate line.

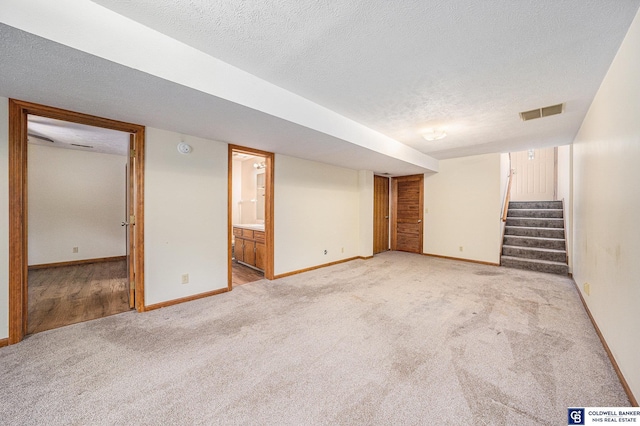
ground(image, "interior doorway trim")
xmin=390 ymin=174 xmax=424 ymax=254
xmin=8 ymin=99 xmax=146 ymax=344
xmin=373 ymin=175 xmax=390 ymax=254
xmin=228 ymin=145 xmax=275 ymax=286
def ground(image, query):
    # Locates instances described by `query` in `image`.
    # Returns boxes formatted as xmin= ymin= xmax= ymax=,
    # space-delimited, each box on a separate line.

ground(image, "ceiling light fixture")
xmin=253 ymin=161 xmax=266 ymax=169
xmin=421 ymin=129 xmax=447 ymax=141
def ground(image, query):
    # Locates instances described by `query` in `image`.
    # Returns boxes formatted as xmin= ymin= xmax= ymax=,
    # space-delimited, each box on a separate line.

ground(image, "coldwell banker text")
xmin=588 ymin=410 xmax=639 ymax=423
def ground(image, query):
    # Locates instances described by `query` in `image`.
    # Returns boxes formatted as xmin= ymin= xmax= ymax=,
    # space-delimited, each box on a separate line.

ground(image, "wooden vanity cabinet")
xmin=255 ymin=231 xmax=265 ymax=270
xmin=233 ymin=227 xmax=265 ymax=272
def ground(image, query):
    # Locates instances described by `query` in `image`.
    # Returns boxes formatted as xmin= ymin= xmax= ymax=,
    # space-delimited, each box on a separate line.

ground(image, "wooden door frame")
xmin=390 ymin=174 xmax=424 ymax=253
xmin=8 ymin=99 xmax=146 ymax=344
xmin=228 ymin=145 xmax=275 ymax=287
xmin=373 ymin=175 xmax=390 ymax=254
xmin=127 ymin=135 xmax=136 ymax=309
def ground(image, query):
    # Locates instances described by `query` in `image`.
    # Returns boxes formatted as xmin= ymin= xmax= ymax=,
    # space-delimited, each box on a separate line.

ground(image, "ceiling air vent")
xmin=520 ymin=103 xmax=564 ymax=121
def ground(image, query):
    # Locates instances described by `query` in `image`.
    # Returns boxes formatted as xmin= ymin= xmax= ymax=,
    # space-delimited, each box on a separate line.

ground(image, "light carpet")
xmin=0 ymin=251 xmax=629 ymax=425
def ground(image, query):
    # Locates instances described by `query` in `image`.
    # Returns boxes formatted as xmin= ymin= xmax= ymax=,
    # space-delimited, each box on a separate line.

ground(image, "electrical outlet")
xmin=584 ymin=282 xmax=590 ymax=296
xmin=341 ymin=247 xmax=344 ymax=253
xmin=72 ymin=247 xmax=78 ymax=253
xmin=181 ymin=274 xmax=189 ymax=284
xmin=324 ymin=250 xmax=328 ymax=255
xmin=459 ymin=246 xmax=463 ymax=252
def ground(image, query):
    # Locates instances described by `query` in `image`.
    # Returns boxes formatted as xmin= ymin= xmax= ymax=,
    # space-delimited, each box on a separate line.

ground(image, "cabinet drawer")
xmin=233 ymin=227 xmax=242 ymax=237
xmin=242 ymin=229 xmax=254 ymax=239
xmin=254 ymin=231 xmax=265 ymax=243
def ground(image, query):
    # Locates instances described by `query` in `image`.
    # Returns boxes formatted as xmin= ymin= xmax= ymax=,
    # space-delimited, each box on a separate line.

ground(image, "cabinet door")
xmin=255 ymin=242 xmax=265 ymax=271
xmin=235 ymin=238 xmax=245 ymax=262
xmin=244 ymin=240 xmax=256 ymax=266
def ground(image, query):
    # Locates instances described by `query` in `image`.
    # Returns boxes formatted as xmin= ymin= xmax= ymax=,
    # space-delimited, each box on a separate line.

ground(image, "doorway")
xmin=26 ymin=116 xmax=132 ymax=333
xmin=228 ymin=145 xmax=274 ymax=288
xmin=390 ymin=174 xmax=424 ymax=254
xmin=373 ymin=175 xmax=390 ymax=254
xmin=510 ymin=147 xmax=557 ymax=201
xmin=8 ymin=99 xmax=145 ymax=344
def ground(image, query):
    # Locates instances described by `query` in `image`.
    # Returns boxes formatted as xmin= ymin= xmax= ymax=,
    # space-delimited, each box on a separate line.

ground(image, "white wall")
xmin=27 ymin=144 xmax=126 ymax=265
xmin=572 ymin=8 xmax=640 ymax=400
xmin=500 ymin=153 xmax=510 ymax=207
xmin=231 ymin=158 xmax=242 ymax=225
xmin=424 ymin=153 xmax=502 ymax=264
xmin=274 ymin=155 xmax=360 ymax=275
xmin=240 ymin=158 xmax=262 ymax=224
xmin=144 ymin=128 xmax=228 ymax=305
xmin=510 ymin=147 xmax=556 ymax=201
xmin=557 ymin=144 xmax=572 ymax=273
xmin=0 ymin=98 xmax=8 ymax=340
xmin=358 ymin=170 xmax=374 ymax=258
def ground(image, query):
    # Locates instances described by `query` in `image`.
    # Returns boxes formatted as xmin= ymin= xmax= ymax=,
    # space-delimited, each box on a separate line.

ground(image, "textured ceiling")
xmin=28 ymin=116 xmax=129 ymax=156
xmin=1 ymin=0 xmax=639 ymax=173
xmin=90 ymin=0 xmax=640 ymax=159
xmin=0 ymin=23 xmax=431 ymax=176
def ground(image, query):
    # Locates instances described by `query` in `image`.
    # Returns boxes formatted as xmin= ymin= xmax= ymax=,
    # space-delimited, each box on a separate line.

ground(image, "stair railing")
xmin=502 ymin=167 xmax=514 ymax=222
xmin=499 ymin=155 xmax=514 ymax=265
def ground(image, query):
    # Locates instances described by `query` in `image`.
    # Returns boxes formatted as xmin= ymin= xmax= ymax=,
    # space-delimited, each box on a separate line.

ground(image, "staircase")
xmin=501 ymin=200 xmax=568 ymax=275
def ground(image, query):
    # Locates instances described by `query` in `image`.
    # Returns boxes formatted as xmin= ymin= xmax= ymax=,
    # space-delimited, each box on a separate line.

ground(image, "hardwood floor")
xmin=28 ymin=260 xmax=131 ymax=334
xmin=232 ymin=260 xmax=264 ymax=286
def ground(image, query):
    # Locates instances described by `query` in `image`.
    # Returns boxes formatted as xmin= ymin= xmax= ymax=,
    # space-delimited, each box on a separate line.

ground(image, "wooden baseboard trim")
xmin=573 ymin=280 xmax=638 ymax=406
xmin=0 ymin=338 xmax=8 ymax=348
xmin=359 ymin=256 xmax=374 ymax=260
xmin=422 ymin=253 xmax=500 ymax=267
xmin=273 ymin=256 xmax=369 ymax=279
xmin=28 ymin=256 xmax=127 ymax=270
xmin=144 ymin=287 xmax=229 ymax=312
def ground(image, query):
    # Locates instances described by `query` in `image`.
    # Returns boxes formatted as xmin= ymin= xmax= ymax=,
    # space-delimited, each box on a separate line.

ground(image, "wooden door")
xmin=373 ymin=175 xmax=390 ymax=254
xmin=126 ymin=135 xmax=135 ymax=309
xmin=510 ymin=147 xmax=556 ymax=201
xmin=255 ymin=243 xmax=265 ymax=270
xmin=244 ymin=240 xmax=256 ymax=266
xmin=235 ymin=238 xmax=245 ymax=263
xmin=391 ymin=175 xmax=424 ymax=254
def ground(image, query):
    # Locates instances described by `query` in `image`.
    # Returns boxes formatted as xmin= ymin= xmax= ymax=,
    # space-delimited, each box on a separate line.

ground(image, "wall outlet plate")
xmin=181 ymin=274 xmax=189 ymax=284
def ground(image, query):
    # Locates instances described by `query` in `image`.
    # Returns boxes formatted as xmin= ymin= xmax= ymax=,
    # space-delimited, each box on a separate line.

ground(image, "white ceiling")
xmin=2 ymin=0 xmax=639 ymax=173
xmin=28 ymin=116 xmax=129 ymax=156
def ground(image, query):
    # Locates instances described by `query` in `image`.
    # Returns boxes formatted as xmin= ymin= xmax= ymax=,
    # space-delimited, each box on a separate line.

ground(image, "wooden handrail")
xmin=501 ymin=156 xmax=514 ymax=222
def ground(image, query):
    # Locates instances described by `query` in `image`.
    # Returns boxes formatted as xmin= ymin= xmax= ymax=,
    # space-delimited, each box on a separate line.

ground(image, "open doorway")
xmin=26 ymin=116 xmax=132 ymax=333
xmin=8 ymin=99 xmax=145 ymax=344
xmin=390 ymin=174 xmax=424 ymax=254
xmin=509 ymin=147 xmax=557 ymax=201
xmin=228 ymin=145 xmax=274 ymax=287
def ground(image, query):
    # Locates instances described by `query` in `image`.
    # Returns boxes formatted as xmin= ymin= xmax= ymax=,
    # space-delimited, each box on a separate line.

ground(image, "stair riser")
xmin=503 ymin=236 xmax=566 ymax=250
xmin=507 ymin=210 xmax=563 ymax=218
xmin=509 ymin=201 xmax=563 ymax=210
xmin=504 ymin=227 xmax=565 ymax=238
xmin=506 ymin=218 xmax=564 ymax=228
xmin=501 ymin=257 xmax=568 ymax=275
xmin=502 ymin=246 xmax=566 ymax=262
